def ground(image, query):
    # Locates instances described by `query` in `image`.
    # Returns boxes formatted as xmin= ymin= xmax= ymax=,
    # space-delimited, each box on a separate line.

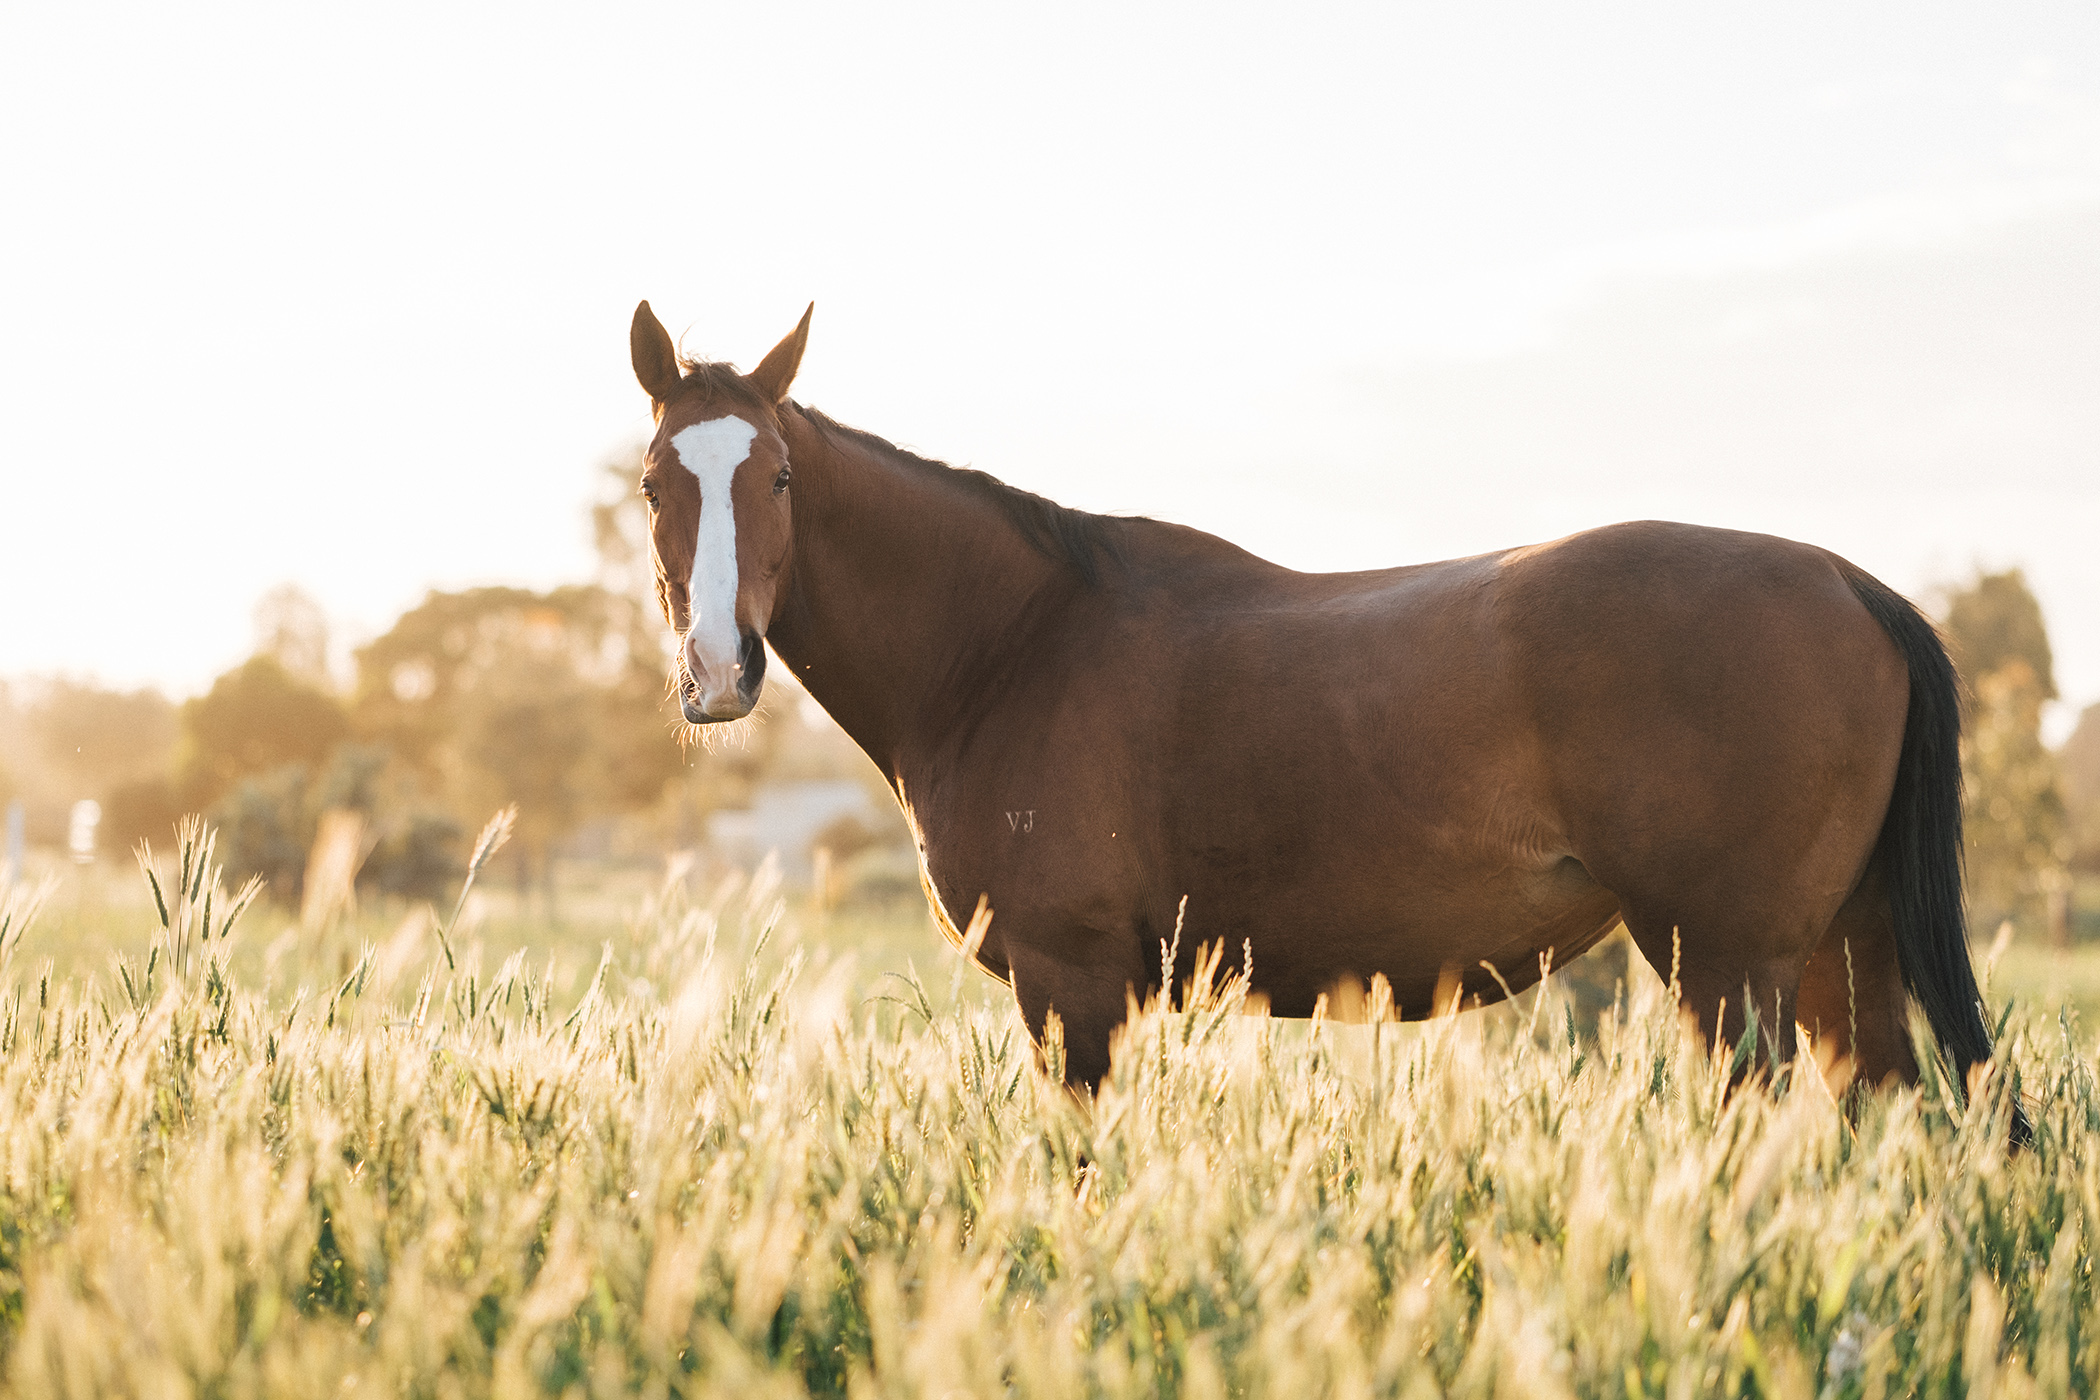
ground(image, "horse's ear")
xmin=749 ymin=303 xmax=813 ymax=404
xmin=631 ymin=301 xmax=682 ymax=404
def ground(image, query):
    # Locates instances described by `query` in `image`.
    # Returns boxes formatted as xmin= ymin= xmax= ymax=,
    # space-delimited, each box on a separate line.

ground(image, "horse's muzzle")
xmin=680 ymin=630 xmax=766 ymax=724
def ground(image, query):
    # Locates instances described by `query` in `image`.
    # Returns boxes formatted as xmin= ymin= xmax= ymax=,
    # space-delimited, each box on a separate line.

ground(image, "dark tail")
xmin=1844 ymin=569 xmax=2028 ymax=1144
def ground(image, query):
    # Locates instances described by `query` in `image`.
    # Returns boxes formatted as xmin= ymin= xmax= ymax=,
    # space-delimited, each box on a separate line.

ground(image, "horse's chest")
xmin=907 ymin=754 xmax=1148 ymax=922
xmin=917 ymin=792 xmax=1137 ymax=892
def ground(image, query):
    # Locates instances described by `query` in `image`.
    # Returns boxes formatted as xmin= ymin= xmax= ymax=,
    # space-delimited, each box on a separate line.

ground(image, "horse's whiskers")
xmin=666 ymin=679 xmax=771 ymax=754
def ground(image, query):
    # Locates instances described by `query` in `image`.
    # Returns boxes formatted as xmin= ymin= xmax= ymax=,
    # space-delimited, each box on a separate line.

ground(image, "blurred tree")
xmin=138 ymin=657 xmax=351 ymax=896
xmin=101 ymin=775 xmax=187 ymax=856
xmin=253 ymin=582 xmax=332 ymax=687
xmin=1961 ymin=661 xmax=2071 ymax=922
xmin=361 ymin=811 xmax=465 ymax=903
xmin=2061 ymin=703 xmax=2100 ymax=873
xmin=591 ymin=445 xmax=655 ymax=615
xmin=213 ymin=765 xmax=315 ymax=901
xmin=177 ymin=656 xmax=349 ymax=810
xmin=27 ymin=680 xmax=178 ymax=802
xmin=1941 ymin=570 xmax=2070 ymax=934
xmin=457 ymin=644 xmax=593 ymax=898
xmin=1943 ymin=568 xmax=2056 ymax=707
xmin=8 ymin=680 xmax=180 ymax=852
xmin=205 ymin=741 xmax=459 ymax=906
xmin=351 ymin=584 xmax=685 ymax=906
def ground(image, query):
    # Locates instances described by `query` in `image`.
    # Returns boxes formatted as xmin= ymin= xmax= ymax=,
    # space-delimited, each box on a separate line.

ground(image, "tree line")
xmin=1946 ymin=570 xmax=2097 ymax=940
xmin=0 ymin=450 xmax=886 ymax=908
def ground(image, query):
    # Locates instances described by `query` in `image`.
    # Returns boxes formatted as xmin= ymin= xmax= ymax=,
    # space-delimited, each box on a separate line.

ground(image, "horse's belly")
xmin=1216 ymin=858 xmax=1622 ymax=1020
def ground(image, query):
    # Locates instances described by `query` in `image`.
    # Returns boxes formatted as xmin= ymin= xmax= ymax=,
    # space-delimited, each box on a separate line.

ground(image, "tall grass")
xmin=0 ymin=826 xmax=2089 ymax=1399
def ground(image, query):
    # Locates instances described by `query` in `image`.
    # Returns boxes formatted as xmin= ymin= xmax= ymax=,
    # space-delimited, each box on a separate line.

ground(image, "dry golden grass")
xmin=0 ymin=827 xmax=2087 ymax=1399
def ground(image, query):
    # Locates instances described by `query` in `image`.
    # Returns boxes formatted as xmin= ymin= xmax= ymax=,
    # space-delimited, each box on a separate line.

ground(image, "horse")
xmin=628 ymin=299 xmax=2009 ymax=1125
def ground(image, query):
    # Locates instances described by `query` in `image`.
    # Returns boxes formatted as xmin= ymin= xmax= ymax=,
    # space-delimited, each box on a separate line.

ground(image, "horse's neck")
xmin=767 ymin=408 xmax=1073 ymax=779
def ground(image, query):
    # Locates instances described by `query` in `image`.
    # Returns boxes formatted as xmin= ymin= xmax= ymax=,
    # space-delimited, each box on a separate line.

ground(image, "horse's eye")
xmin=641 ymin=486 xmax=658 ymax=508
xmin=773 ymin=466 xmax=792 ymax=495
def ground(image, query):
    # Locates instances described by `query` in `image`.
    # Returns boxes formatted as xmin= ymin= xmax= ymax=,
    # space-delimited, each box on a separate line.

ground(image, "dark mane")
xmin=794 ymin=404 xmax=1131 ymax=586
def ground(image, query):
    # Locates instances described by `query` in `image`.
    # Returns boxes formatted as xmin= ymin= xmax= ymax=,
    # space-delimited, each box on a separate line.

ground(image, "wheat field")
xmin=0 ymin=824 xmax=2089 ymax=1400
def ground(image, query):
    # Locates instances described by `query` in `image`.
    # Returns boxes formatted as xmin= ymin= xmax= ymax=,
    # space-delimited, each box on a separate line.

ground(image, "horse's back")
xmin=1145 ymin=516 xmax=1905 ymax=755
xmin=1486 ymin=520 xmax=1907 ymax=813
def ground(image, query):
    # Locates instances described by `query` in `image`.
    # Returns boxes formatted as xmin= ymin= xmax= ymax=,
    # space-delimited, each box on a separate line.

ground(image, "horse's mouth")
xmin=678 ymin=631 xmax=767 ymax=724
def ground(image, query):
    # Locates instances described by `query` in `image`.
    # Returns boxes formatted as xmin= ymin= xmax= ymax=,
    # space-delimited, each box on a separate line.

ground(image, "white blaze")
xmin=670 ymin=416 xmax=759 ymax=690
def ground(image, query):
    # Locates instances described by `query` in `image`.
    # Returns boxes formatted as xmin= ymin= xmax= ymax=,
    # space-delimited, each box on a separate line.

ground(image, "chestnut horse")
xmin=630 ymin=300 xmax=2005 ymax=1118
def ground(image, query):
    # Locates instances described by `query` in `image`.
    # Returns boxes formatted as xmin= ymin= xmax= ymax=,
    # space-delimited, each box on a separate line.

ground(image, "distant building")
xmin=706 ymin=780 xmax=881 ymax=884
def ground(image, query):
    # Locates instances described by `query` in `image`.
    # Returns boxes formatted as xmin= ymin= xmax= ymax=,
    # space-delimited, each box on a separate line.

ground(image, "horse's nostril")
xmin=736 ymin=631 xmax=767 ymax=696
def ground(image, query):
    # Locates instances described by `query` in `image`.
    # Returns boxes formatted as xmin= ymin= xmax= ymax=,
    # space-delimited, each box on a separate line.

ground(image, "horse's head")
xmin=630 ymin=300 xmax=811 ymax=724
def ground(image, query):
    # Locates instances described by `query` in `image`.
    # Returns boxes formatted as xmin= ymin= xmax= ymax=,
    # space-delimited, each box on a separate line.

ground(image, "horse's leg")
xmin=1586 ymin=764 xmax=1885 ymax=1081
xmin=1621 ymin=909 xmax=1813 ymax=1075
xmin=1795 ymin=859 xmax=1919 ymax=1091
xmin=1006 ymin=929 xmax=1146 ymax=1093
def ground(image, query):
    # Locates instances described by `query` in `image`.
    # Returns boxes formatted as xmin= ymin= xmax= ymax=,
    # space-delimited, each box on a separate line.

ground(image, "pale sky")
xmin=3 ymin=4 xmax=2096 ymax=737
